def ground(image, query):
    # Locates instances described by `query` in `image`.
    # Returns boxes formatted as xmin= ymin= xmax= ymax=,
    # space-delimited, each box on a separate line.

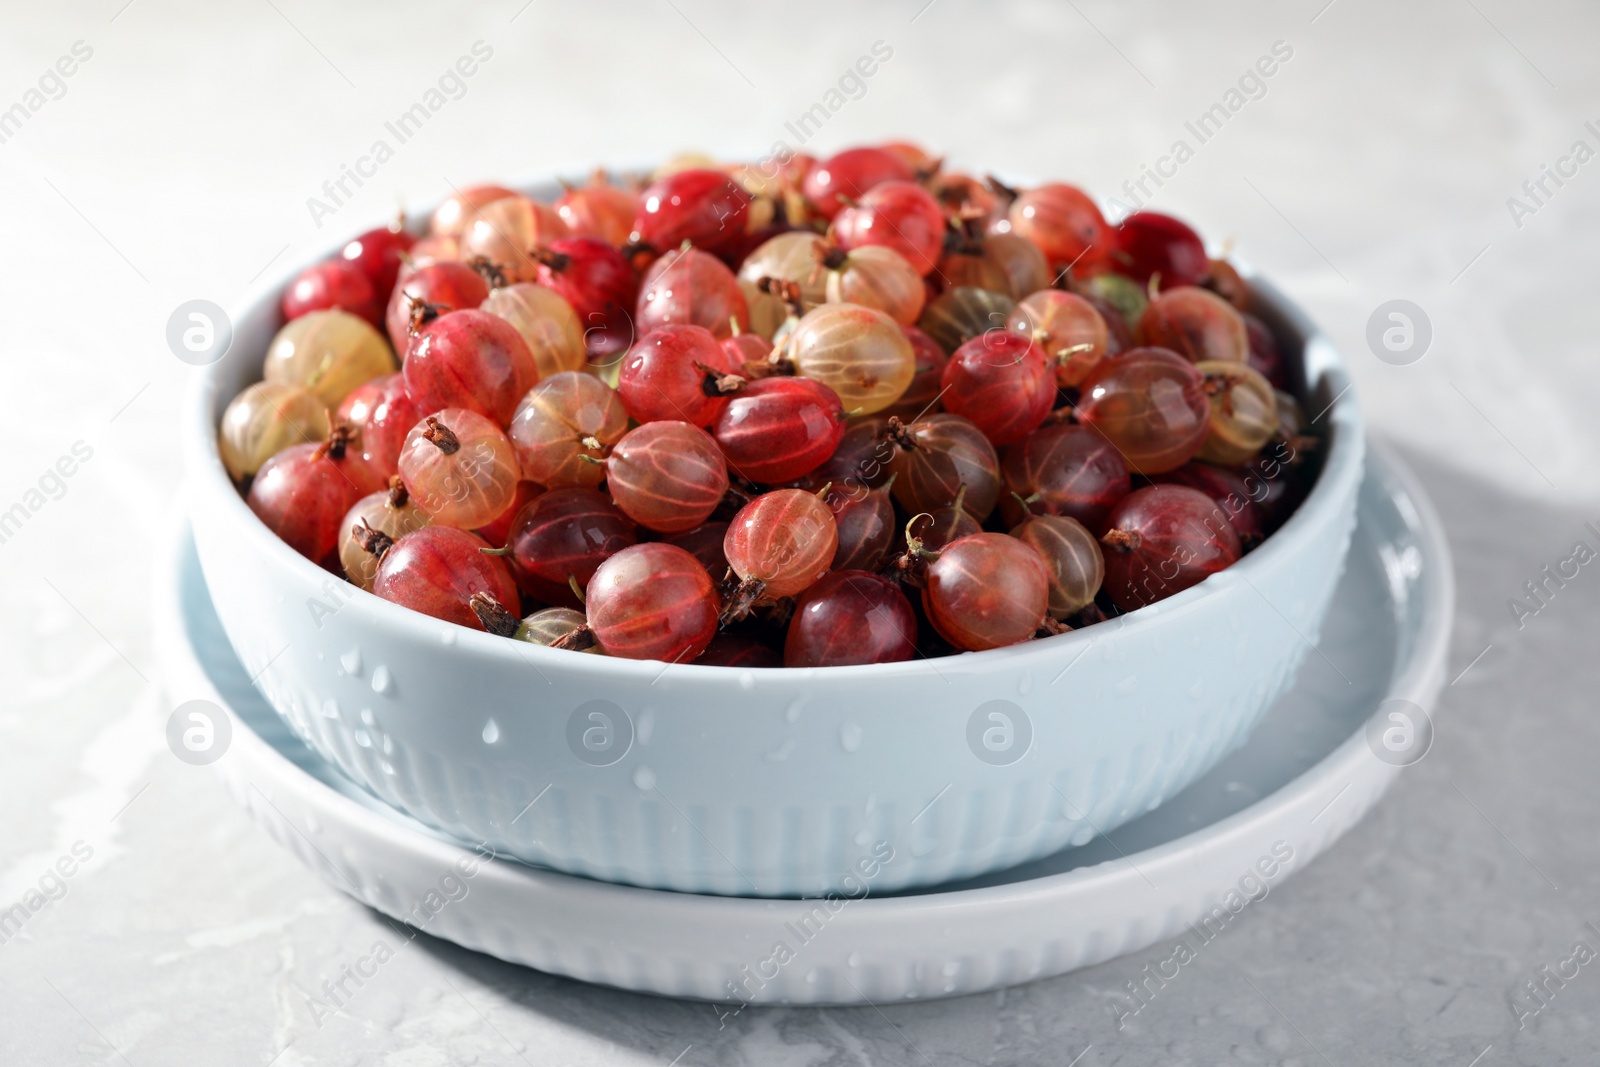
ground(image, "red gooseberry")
xmin=785 ymin=570 xmax=918 ymax=667
xmin=1100 ymin=485 xmax=1241 ymax=611
xmin=712 ymin=376 xmax=847 ymax=485
xmin=385 ymin=262 xmax=490 ymax=354
xmin=884 ymin=413 xmax=1001 ymax=520
xmin=635 ymin=246 xmax=749 ymax=339
xmin=248 ymin=427 xmax=383 ymax=564
xmin=802 ymin=147 xmax=914 ymax=220
xmin=430 ymin=184 xmax=518 ymax=237
xmin=880 ymin=325 xmax=948 ymax=421
xmin=921 ymin=532 xmax=1050 ymax=651
xmin=1112 ymin=211 xmax=1208 ymax=289
xmin=832 ymin=180 xmax=946 ymax=276
xmin=504 ymin=487 xmax=638 ymax=606
xmin=723 ymin=488 xmax=838 ymax=603
xmin=1134 ymin=286 xmax=1248 ymax=364
xmin=336 ymin=371 xmax=424 ymax=480
xmin=508 ymin=371 xmax=628 ymax=489
xmin=372 ymin=525 xmax=519 ymax=630
xmin=940 ymin=330 xmax=1055 ymax=446
xmin=999 ymin=422 xmax=1130 ymax=532
xmin=584 ymin=543 xmax=721 ymax=662
xmin=339 ymin=478 xmax=431 ymax=591
xmin=1011 ymin=514 xmax=1103 ymax=619
xmin=341 ymin=221 xmax=415 ymax=301
xmin=282 ymin=260 xmax=379 ymax=326
xmin=1007 ymin=290 xmax=1109 ymax=388
xmin=632 ymin=168 xmax=752 ymax=253
xmin=617 ymin=325 xmax=740 ymax=427
xmin=1075 ymin=347 xmax=1209 ymax=475
xmin=534 ymin=237 xmax=639 ymax=360
xmin=397 ymin=410 xmax=520 ymax=530
xmin=606 ymin=420 xmax=730 ymax=533
xmin=403 ymin=308 xmax=539 ymax=427
xmin=1007 ymin=183 xmax=1113 ymax=272
xmin=554 ymin=173 xmax=636 ymax=246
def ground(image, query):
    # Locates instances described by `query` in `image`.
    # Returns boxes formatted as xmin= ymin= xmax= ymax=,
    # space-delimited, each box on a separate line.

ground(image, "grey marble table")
xmin=2 ymin=1 xmax=1598 ymax=1064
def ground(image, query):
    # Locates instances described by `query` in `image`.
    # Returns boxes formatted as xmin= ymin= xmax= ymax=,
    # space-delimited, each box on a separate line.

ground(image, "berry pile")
xmin=223 ymin=145 xmax=1319 ymax=668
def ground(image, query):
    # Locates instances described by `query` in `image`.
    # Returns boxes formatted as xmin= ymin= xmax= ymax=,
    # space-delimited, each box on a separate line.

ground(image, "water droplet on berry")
xmin=482 ymin=718 xmax=501 ymax=744
xmin=371 ymin=666 xmax=392 ymax=694
xmin=840 ymin=723 xmax=863 ymax=752
xmin=633 ymin=766 xmax=657 ymax=790
xmin=341 ymin=648 xmax=362 ymax=675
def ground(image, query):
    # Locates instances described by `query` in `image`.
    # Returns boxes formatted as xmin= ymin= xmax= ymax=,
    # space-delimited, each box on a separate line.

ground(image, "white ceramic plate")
xmin=155 ymin=447 xmax=1449 ymax=1005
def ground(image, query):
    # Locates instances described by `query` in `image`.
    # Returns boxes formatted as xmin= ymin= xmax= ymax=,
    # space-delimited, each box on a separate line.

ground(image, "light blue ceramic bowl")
xmin=185 ymin=190 xmax=1363 ymax=897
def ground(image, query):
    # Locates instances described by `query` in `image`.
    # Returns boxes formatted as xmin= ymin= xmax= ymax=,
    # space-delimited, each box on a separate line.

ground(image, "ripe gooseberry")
xmin=281 ymin=260 xmax=379 ymax=325
xmin=1076 ymin=347 xmax=1209 ymax=475
xmin=785 ymin=571 xmax=918 ymax=667
xmin=583 ymin=543 xmax=721 ymax=662
xmin=507 ymin=371 xmax=628 ymax=489
xmin=906 ymin=483 xmax=982 ymax=552
xmin=1008 ymin=290 xmax=1109 ymax=388
xmin=917 ymin=286 xmax=1017 ymax=356
xmin=1006 ymin=182 xmax=1113 ymax=272
xmin=1100 ymin=485 xmax=1241 ymax=611
xmin=247 ymin=427 xmax=383 ymax=563
xmin=339 ymin=478 xmax=431 ymax=591
xmin=618 ymin=324 xmax=741 ymax=427
xmin=824 ymin=480 xmax=896 ymax=572
xmin=606 ymin=420 xmax=729 ymax=533
xmin=712 ymin=376 xmax=847 ymax=485
xmin=722 ymin=488 xmax=838 ymax=618
xmin=475 ymin=480 xmax=543 ymax=548
xmin=335 ymin=371 xmax=423 ymax=480
xmin=1134 ymin=286 xmax=1248 ymax=364
xmin=697 ymin=635 xmax=782 ymax=668
xmin=664 ymin=520 xmax=731 ymax=580
xmin=1153 ymin=462 xmax=1266 ymax=547
xmin=1195 ymin=362 xmax=1279 ymax=466
xmin=737 ymin=231 xmax=827 ymax=310
xmin=398 ymin=411 xmax=520 ymax=529
xmin=884 ymin=413 xmax=1001 ymax=520
xmin=430 ymin=184 xmax=518 ymax=237
xmin=371 ymin=526 xmax=519 ymax=630
xmin=263 ymin=310 xmax=395 ymax=409
xmin=403 ymin=308 xmax=539 ymax=426
xmin=533 ymin=237 xmax=638 ymax=360
xmin=1112 ymin=211 xmax=1208 ymax=289
xmin=817 ymin=244 xmax=926 ymax=326
xmin=635 ymin=246 xmax=749 ymax=339
xmin=469 ymin=595 xmax=601 ymax=653
xmin=460 ymin=195 xmax=569 ymax=280
xmin=803 ymin=416 xmax=895 ymax=493
xmin=880 ymin=325 xmax=948 ymax=421
xmin=385 ymin=262 xmax=490 ymax=353
xmin=341 ymin=221 xmax=415 ymax=300
xmin=1243 ymin=313 xmax=1287 ymax=390
xmin=832 ymin=180 xmax=946 ymax=276
xmin=219 ymin=381 xmax=332 ymax=482
xmin=922 ymin=532 xmax=1050 ymax=651
xmin=479 ymin=283 xmax=587 ymax=379
xmin=631 ymin=168 xmax=752 ymax=253
xmin=802 ymin=147 xmax=914 ymax=220
xmin=1012 ymin=514 xmax=1103 ymax=619
xmin=782 ymin=303 xmax=916 ymax=415
xmin=554 ymin=173 xmax=636 ymax=246
xmin=999 ymin=422 xmax=1130 ymax=532
xmin=980 ymin=233 xmax=1053 ymax=300
xmin=504 ymin=487 xmax=638 ymax=605
xmin=940 ymin=330 xmax=1055 ymax=446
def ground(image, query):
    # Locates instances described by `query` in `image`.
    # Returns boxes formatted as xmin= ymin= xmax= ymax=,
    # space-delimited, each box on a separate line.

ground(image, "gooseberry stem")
xmin=421 ymin=417 xmax=460 ymax=455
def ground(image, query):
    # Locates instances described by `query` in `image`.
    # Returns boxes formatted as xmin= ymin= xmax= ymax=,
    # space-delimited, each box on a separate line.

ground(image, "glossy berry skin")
xmin=535 ymin=237 xmax=639 ymax=360
xmin=665 ymin=520 xmax=731 ymax=580
xmin=385 ymin=262 xmax=490 ymax=354
xmin=784 ymin=303 xmax=916 ymax=415
xmin=398 ymin=410 xmax=521 ymax=529
xmin=632 ymin=168 xmax=752 ymax=253
xmin=1135 ymin=287 xmax=1248 ymax=364
xmin=724 ymin=489 xmax=838 ymax=599
xmin=282 ymin=259 xmax=379 ymax=325
xmin=805 ymin=416 xmax=894 ymax=493
xmin=480 ymin=283 xmax=587 ymax=380
xmin=785 ymin=570 xmax=918 ymax=667
xmin=1012 ymin=514 xmax=1103 ymax=619
xmin=940 ymin=331 xmax=1055 ymax=446
xmin=508 ymin=371 xmax=628 ymax=489
xmin=585 ymin=543 xmax=721 ymax=662
xmin=917 ymin=286 xmax=1017 ymax=356
xmin=430 ymin=184 xmax=518 ymax=237
xmin=1113 ymin=211 xmax=1207 ymax=289
xmin=981 ymin=233 xmax=1053 ymax=300
xmin=475 ymin=480 xmax=543 ymax=548
xmin=1243 ymin=313 xmax=1287 ymax=389
xmin=713 ymin=376 xmax=847 ymax=485
xmin=264 ymin=310 xmax=395 ymax=409
xmin=555 ymin=178 xmax=636 ymax=245
xmin=1007 ymin=183 xmax=1113 ymax=272
xmin=999 ymin=423 xmax=1130 ymax=532
xmin=219 ymin=381 xmax=331 ymax=482
xmin=1077 ymin=347 xmax=1210 ymax=475
xmin=909 ymin=499 xmax=981 ymax=552
xmin=737 ymin=231 xmax=829 ymax=310
xmin=803 ymin=147 xmax=914 ymax=220
xmin=1153 ymin=462 xmax=1266 ymax=546
xmin=1008 ymin=290 xmax=1109 ymax=388
xmin=1195 ymin=361 xmax=1278 ymax=466
xmin=248 ymin=438 xmax=382 ymax=564
xmin=336 ymin=372 xmax=423 ymax=480
xmin=721 ymin=329 xmax=773 ymax=369
xmin=505 ymin=487 xmax=637 ymax=605
xmin=606 ymin=421 xmax=729 ymax=533
xmin=697 ymin=635 xmax=782 ymax=668
xmin=403 ymin=309 xmax=539 ymax=427
xmin=338 ymin=486 xmax=431 ymax=591
xmin=460 ymin=195 xmax=569 ymax=278
xmin=618 ymin=325 xmax=738 ymax=426
xmin=636 ymin=246 xmax=749 ymax=339
xmin=887 ymin=413 xmax=1001 ymax=521
xmin=922 ymin=532 xmax=1050 ymax=651
xmin=825 ymin=482 xmax=896 ymax=572
xmin=821 ymin=246 xmax=925 ymax=326
xmin=1100 ymin=485 xmax=1241 ymax=611
xmin=373 ymin=526 xmax=519 ymax=631
xmin=880 ymin=326 xmax=948 ymax=421
xmin=832 ymin=180 xmax=946 ymax=276
xmin=341 ymin=224 xmax=415 ymax=301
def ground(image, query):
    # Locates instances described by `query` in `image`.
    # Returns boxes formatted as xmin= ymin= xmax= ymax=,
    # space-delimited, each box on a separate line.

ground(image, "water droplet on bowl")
xmin=359 ymin=708 xmax=375 ymax=726
xmin=839 ymin=723 xmax=863 ymax=752
xmin=765 ymin=739 xmax=794 ymax=762
xmin=321 ymin=698 xmax=340 ymax=720
xmin=633 ymin=766 xmax=657 ymax=790
xmin=440 ymin=629 xmax=457 ymax=646
xmin=738 ymin=670 xmax=755 ymax=691
xmin=340 ymin=648 xmax=362 ymax=675
xmin=785 ymin=698 xmax=805 ymax=723
xmin=847 ymin=951 xmax=861 ymax=967
xmin=482 ymin=718 xmax=500 ymax=744
xmin=370 ymin=666 xmax=392 ymax=694
xmin=354 ymin=730 xmax=371 ymax=747
xmin=304 ymin=814 xmax=320 ymax=834
xmin=1017 ymin=672 xmax=1034 ymax=695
